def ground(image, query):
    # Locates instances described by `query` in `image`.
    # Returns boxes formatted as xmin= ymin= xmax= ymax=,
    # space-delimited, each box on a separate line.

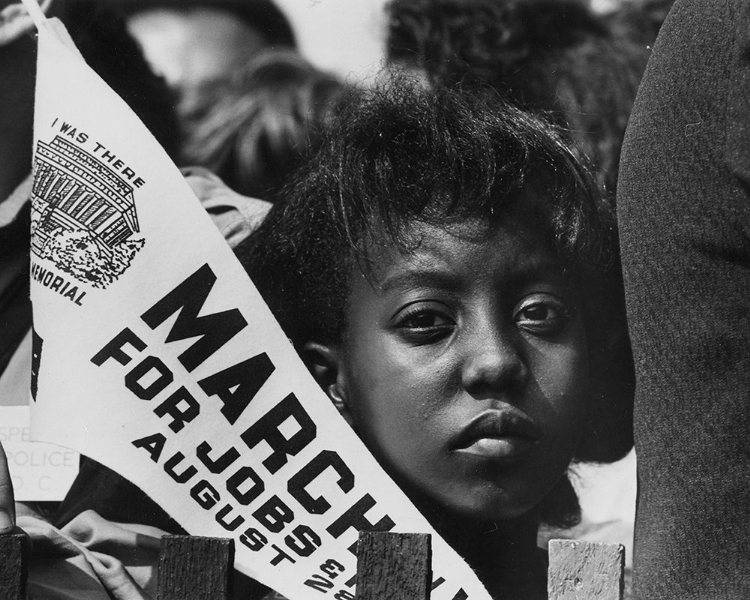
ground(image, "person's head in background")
xmin=602 ymin=0 xmax=675 ymax=49
xmin=0 ymin=0 xmax=179 ymax=204
xmin=386 ymin=0 xmax=651 ymax=207
xmin=236 ymin=80 xmax=634 ymax=597
xmin=118 ymin=0 xmax=296 ymax=133
xmin=181 ymin=49 xmax=345 ymax=203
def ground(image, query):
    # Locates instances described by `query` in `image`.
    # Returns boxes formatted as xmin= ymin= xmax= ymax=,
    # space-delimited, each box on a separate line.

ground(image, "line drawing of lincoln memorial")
xmin=31 ymin=135 xmax=140 ymax=258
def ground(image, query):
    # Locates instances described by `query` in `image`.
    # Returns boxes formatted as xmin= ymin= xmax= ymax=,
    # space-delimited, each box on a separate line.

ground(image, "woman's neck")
xmin=415 ymin=500 xmax=547 ymax=600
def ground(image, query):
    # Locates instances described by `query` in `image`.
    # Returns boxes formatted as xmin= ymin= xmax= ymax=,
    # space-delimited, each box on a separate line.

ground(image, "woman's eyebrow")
xmin=376 ymin=254 xmax=568 ymax=293
xmin=378 ymin=268 xmax=460 ymax=293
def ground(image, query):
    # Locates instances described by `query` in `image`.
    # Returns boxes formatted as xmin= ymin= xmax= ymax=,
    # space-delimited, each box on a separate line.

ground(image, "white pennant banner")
xmin=25 ymin=12 xmax=492 ymax=600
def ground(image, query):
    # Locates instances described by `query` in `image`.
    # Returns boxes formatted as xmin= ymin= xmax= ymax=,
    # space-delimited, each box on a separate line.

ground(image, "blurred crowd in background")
xmin=91 ymin=0 xmax=674 ymax=573
xmin=86 ymin=0 xmax=671 ymax=210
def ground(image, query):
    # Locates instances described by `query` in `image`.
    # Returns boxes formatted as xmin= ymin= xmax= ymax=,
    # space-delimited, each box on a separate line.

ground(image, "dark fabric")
xmin=0 ymin=256 xmax=31 ymax=377
xmin=54 ymin=458 xmax=274 ymax=599
xmin=0 ymin=202 xmax=32 ymax=379
xmin=617 ymin=1 xmax=750 ymax=598
xmin=55 ymin=457 xmax=186 ymax=533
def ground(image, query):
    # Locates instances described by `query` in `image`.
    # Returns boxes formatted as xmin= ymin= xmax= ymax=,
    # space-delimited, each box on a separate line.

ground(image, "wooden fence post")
xmin=158 ymin=535 xmax=234 ymax=600
xmin=355 ymin=531 xmax=431 ymax=600
xmin=1 ymin=530 xmax=628 ymax=599
xmin=547 ymin=539 xmax=624 ymax=600
xmin=0 ymin=533 xmax=28 ymax=600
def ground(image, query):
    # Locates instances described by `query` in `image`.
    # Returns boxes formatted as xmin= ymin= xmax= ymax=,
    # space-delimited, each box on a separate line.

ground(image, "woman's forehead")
xmin=358 ymin=217 xmax=562 ymax=286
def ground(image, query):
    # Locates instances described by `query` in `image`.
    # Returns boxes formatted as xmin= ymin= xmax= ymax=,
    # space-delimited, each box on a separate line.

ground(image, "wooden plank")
xmin=356 ymin=531 xmax=431 ymax=600
xmin=158 ymin=535 xmax=234 ymax=600
xmin=0 ymin=534 xmax=28 ymax=600
xmin=547 ymin=539 xmax=624 ymax=600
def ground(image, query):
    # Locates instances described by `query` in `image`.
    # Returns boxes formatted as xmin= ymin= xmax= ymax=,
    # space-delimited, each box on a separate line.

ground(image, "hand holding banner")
xmin=26 ymin=9 xmax=492 ymax=600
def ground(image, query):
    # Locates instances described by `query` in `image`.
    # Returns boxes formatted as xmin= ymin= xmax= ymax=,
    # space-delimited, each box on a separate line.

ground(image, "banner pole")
xmin=19 ymin=0 xmax=46 ymax=30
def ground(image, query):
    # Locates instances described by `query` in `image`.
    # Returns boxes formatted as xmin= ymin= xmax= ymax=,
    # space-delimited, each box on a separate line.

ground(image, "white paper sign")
xmin=1 ymin=406 xmax=78 ymax=501
xmin=0 ymin=329 xmax=79 ymax=501
xmin=27 ymin=17 xmax=492 ymax=600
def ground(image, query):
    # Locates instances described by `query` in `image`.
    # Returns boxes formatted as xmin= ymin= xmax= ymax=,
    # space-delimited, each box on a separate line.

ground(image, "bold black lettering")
xmin=241 ymin=393 xmax=316 ymax=474
xmin=269 ymin=544 xmax=296 ymax=566
xmin=91 ymin=328 xmax=146 ymax=366
xmin=320 ymin=559 xmax=345 ymax=579
xmin=284 ymin=524 xmax=321 ymax=557
xmin=216 ymin=504 xmax=245 ymax=532
xmin=154 ymin=386 xmax=200 ymax=432
xmin=191 ymin=479 xmax=220 ymax=509
xmin=164 ymin=452 xmax=198 ymax=483
xmin=226 ymin=466 xmax=265 ymax=506
xmin=252 ymin=495 xmax=294 ymax=533
xmin=288 ymin=450 xmax=354 ymax=515
xmin=49 ymin=276 xmax=63 ymax=291
xmin=304 ymin=575 xmax=334 ymax=593
xmin=197 ymin=441 xmax=239 ymax=474
xmin=132 ymin=433 xmax=166 ymax=462
xmin=239 ymin=527 xmax=267 ymax=552
xmin=59 ymin=122 xmax=73 ymax=134
xmin=125 ymin=356 xmax=174 ymax=400
xmin=198 ymin=353 xmax=275 ymax=425
xmin=140 ymin=264 xmax=247 ymax=372
xmin=326 ymin=494 xmax=395 ymax=539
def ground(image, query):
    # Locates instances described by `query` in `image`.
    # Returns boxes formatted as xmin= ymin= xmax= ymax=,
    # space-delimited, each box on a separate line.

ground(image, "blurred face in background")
xmin=126 ymin=7 xmax=269 ymax=124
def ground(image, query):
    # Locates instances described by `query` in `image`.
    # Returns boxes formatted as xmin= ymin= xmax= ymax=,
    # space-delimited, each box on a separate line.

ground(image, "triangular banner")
xmin=27 ymin=13 xmax=492 ymax=600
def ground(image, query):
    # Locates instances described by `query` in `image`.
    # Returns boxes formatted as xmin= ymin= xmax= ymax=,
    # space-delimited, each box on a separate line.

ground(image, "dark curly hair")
xmin=237 ymin=78 xmax=633 ymax=463
xmin=235 ymin=80 xmax=634 ymax=526
xmin=386 ymin=0 xmax=650 ymax=206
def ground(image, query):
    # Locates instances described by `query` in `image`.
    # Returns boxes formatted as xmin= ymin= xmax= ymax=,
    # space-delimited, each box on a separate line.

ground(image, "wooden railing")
xmin=0 ymin=532 xmax=624 ymax=599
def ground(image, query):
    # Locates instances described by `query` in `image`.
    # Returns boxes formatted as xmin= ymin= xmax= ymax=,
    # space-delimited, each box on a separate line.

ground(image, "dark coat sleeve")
xmin=617 ymin=0 xmax=750 ymax=598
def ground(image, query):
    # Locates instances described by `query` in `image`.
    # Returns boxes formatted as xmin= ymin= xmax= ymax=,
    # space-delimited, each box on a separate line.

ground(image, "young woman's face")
xmin=330 ymin=217 xmax=589 ymax=522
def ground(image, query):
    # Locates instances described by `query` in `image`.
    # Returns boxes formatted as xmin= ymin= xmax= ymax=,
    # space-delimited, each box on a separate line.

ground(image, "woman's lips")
xmin=456 ymin=436 xmax=538 ymax=459
xmin=453 ymin=410 xmax=541 ymax=460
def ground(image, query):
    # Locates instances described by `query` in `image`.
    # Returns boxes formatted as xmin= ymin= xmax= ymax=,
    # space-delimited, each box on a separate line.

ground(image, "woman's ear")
xmin=302 ymin=341 xmax=354 ymax=426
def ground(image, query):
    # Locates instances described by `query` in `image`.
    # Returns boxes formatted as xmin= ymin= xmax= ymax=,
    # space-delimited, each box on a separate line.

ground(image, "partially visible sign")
xmin=0 ymin=328 xmax=79 ymax=502
xmin=27 ymin=15 xmax=492 ymax=600
xmin=2 ymin=406 xmax=78 ymax=501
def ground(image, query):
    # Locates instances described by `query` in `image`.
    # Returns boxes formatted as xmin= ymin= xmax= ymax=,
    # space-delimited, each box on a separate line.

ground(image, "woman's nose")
xmin=460 ymin=326 xmax=528 ymax=396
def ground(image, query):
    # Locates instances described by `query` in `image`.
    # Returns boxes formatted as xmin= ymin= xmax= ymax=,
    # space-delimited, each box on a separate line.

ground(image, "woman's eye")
xmin=514 ymin=297 xmax=571 ymax=336
xmin=394 ymin=304 xmax=454 ymax=343
xmin=400 ymin=312 xmax=451 ymax=329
